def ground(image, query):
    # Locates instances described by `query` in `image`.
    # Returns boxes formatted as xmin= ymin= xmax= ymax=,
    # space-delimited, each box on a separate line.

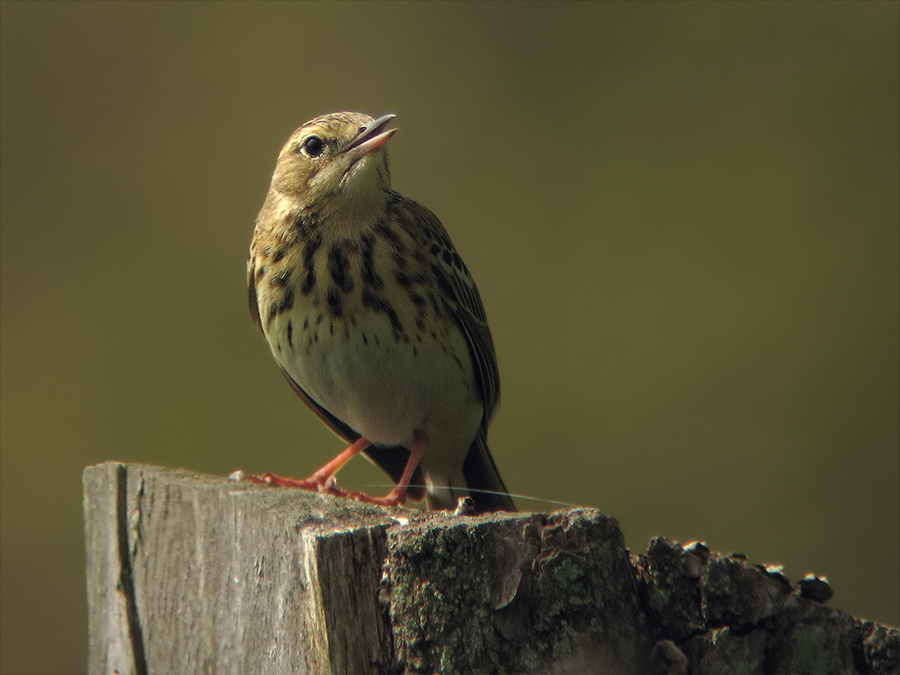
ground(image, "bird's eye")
xmin=301 ymin=135 xmax=325 ymax=157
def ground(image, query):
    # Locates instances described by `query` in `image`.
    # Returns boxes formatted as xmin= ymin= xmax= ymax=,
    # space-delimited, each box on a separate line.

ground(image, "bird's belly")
xmin=270 ymin=307 xmax=481 ymax=448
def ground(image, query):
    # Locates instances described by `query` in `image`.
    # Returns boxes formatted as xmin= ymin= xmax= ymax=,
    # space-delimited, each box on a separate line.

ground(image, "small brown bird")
xmin=247 ymin=112 xmax=514 ymax=513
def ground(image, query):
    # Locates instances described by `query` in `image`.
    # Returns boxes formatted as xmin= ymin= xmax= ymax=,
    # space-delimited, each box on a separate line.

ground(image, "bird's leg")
xmin=244 ymin=436 xmax=372 ymax=491
xmin=243 ymin=432 xmax=428 ymax=509
xmin=350 ymin=430 xmax=428 ymax=507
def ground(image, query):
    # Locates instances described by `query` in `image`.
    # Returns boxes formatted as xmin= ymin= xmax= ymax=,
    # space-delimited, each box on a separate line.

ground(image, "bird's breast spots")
xmin=266 ymin=286 xmax=296 ymax=327
xmin=300 ymin=269 xmax=316 ymax=294
xmin=262 ymin=241 xmax=298 ymax=264
xmin=326 ymin=286 xmax=343 ymax=318
xmin=327 ymin=245 xmax=353 ymax=293
xmin=427 ymin=290 xmax=443 ymax=318
xmin=361 ymin=287 xmax=406 ymax=340
xmin=270 ymin=269 xmax=292 ymax=288
xmin=407 ymin=290 xmax=427 ymax=316
xmin=360 ymin=235 xmax=384 ymax=289
xmin=299 ymin=233 xmax=322 ymax=295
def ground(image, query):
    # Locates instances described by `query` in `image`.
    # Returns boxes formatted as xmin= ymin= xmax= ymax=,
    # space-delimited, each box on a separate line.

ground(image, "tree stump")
xmin=83 ymin=463 xmax=898 ymax=674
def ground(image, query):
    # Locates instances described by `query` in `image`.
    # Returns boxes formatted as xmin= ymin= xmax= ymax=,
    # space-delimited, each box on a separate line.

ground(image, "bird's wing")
xmin=393 ymin=195 xmax=501 ymax=424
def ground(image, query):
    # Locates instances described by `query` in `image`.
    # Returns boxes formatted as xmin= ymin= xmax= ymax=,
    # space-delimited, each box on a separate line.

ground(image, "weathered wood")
xmin=84 ymin=462 xmax=899 ymax=674
xmin=83 ymin=462 xmax=399 ymax=674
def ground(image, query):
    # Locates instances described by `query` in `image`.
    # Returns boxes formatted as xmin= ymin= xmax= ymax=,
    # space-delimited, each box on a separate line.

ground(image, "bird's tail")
xmin=461 ymin=430 xmax=516 ymax=513
xmin=369 ymin=431 xmax=516 ymax=514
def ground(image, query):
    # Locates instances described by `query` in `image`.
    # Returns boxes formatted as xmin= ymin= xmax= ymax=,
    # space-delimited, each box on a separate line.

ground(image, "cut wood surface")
xmin=83 ymin=462 xmax=898 ymax=674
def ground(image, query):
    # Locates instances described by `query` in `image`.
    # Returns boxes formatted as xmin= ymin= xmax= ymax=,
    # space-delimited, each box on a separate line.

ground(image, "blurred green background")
xmin=2 ymin=2 xmax=898 ymax=673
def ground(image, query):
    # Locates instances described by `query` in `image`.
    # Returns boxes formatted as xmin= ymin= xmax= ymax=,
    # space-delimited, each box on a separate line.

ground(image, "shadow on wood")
xmin=83 ymin=463 xmax=898 ymax=674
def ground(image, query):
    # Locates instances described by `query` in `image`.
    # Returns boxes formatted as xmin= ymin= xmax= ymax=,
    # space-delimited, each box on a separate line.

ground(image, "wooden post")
xmin=84 ymin=463 xmax=898 ymax=674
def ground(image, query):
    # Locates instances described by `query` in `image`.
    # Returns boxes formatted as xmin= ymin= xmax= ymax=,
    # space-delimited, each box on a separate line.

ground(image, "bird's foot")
xmin=231 ymin=432 xmax=421 ymax=509
xmin=341 ymin=487 xmax=408 ymax=508
xmin=238 ymin=470 xmax=338 ymax=492
xmin=233 ymin=437 xmax=372 ymax=494
xmin=233 ymin=470 xmax=407 ymax=507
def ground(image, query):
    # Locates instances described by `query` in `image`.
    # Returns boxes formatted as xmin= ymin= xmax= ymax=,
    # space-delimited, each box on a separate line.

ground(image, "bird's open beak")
xmin=347 ymin=114 xmax=396 ymax=156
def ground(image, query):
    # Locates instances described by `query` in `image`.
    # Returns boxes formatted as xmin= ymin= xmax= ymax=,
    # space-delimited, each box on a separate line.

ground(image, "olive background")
xmin=1 ymin=2 xmax=898 ymax=673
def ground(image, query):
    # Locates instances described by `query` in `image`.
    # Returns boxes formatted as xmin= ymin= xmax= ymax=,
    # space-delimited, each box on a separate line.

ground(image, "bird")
xmin=246 ymin=111 xmax=515 ymax=513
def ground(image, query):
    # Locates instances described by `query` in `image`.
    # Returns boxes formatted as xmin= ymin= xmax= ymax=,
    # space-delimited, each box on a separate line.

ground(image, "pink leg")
xmin=243 ymin=432 xmax=429 ymax=509
xmin=351 ymin=430 xmax=428 ymax=507
xmin=244 ymin=436 xmax=372 ymax=491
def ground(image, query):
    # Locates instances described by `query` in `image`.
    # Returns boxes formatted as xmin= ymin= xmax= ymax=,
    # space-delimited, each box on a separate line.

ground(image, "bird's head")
xmin=269 ymin=112 xmax=396 ymax=220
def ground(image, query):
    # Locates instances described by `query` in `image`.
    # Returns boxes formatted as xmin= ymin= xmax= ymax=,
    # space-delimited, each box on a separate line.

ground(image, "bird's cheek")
xmin=314 ymin=156 xmax=357 ymax=192
xmin=273 ymin=164 xmax=310 ymax=194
